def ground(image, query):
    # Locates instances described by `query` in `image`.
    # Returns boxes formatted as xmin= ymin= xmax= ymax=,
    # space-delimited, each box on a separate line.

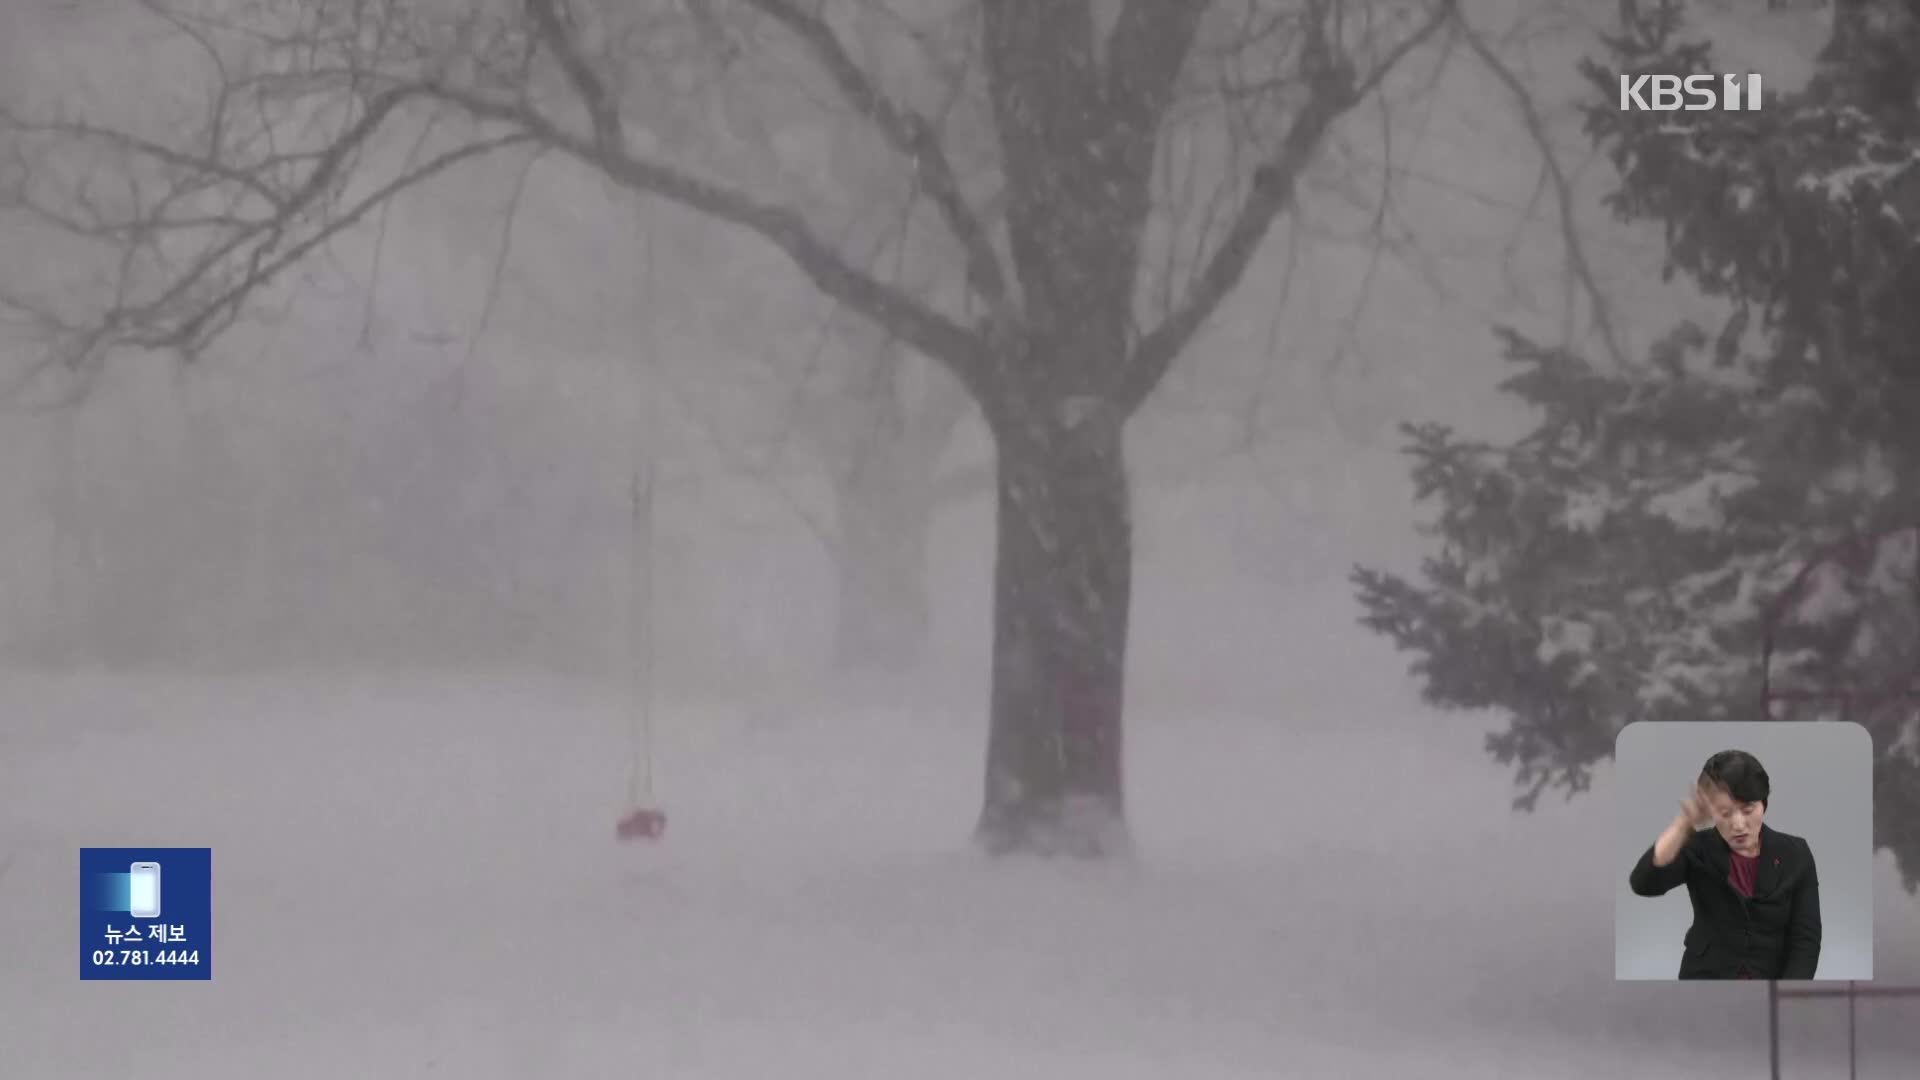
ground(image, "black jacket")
xmin=1629 ymin=823 xmax=1821 ymax=979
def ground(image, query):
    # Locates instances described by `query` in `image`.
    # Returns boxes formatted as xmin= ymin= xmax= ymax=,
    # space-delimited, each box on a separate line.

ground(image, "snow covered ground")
xmin=5 ymin=652 xmax=1918 ymax=1078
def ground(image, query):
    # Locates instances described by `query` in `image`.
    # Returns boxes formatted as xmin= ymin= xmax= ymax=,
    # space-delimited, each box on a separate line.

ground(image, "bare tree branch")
xmin=1103 ymin=1 xmax=1211 ymax=201
xmin=439 ymin=6 xmax=994 ymax=393
xmin=741 ymin=0 xmax=1016 ymax=329
xmin=1455 ymin=11 xmax=1628 ymax=369
xmin=357 ymin=105 xmax=480 ymax=350
xmin=524 ymin=0 xmax=624 ymax=151
xmin=1119 ymin=0 xmax=1457 ymax=413
xmin=0 ymin=113 xmax=286 ymax=212
xmin=3 ymin=3 xmax=996 ymax=402
xmin=2 ymin=82 xmax=528 ymax=370
xmin=458 ymin=144 xmax=545 ymax=383
xmin=162 ymin=127 xmax=532 ymax=357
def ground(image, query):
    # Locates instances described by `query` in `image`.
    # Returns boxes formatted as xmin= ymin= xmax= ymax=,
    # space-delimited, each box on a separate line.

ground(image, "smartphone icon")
xmin=128 ymin=862 xmax=161 ymax=919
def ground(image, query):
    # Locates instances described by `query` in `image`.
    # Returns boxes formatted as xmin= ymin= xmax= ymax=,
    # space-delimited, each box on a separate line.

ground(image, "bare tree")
xmin=0 ymin=0 xmax=1456 ymax=854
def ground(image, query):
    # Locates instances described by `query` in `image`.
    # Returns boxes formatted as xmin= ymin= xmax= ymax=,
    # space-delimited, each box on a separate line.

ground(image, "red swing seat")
xmin=615 ymin=806 xmax=668 ymax=841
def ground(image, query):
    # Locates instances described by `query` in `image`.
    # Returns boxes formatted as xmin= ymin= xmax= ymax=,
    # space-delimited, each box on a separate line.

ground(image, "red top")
xmin=1728 ymin=850 xmax=1761 ymax=979
xmin=1729 ymin=850 xmax=1760 ymax=897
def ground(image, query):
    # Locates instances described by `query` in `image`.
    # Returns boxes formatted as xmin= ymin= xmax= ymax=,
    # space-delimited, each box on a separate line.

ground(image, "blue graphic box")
xmin=79 ymin=847 xmax=212 ymax=980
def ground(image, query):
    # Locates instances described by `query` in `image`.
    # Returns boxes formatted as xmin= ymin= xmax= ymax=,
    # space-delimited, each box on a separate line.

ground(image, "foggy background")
xmin=4 ymin=0 xmax=1918 ymax=1076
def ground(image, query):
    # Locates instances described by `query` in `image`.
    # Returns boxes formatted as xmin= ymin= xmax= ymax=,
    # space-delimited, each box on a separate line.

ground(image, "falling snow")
xmin=2 ymin=1 xmax=1917 ymax=1076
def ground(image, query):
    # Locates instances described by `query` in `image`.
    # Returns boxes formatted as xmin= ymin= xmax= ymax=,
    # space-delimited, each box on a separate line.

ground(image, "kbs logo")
xmin=1619 ymin=73 xmax=1763 ymax=111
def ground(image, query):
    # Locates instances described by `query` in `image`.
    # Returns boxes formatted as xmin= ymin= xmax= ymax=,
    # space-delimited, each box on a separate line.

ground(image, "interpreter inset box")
xmin=1614 ymin=722 xmax=1870 ymax=981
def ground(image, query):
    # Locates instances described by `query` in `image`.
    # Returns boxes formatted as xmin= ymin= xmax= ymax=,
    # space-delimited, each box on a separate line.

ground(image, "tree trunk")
xmin=975 ymin=398 xmax=1132 ymax=856
xmin=829 ymin=451 xmax=935 ymax=672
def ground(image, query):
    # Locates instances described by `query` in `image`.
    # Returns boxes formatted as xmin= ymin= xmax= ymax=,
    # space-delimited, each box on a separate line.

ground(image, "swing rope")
xmin=614 ymin=209 xmax=666 ymax=841
xmin=625 ymin=463 xmax=655 ymax=807
xmin=614 ymin=394 xmax=667 ymax=840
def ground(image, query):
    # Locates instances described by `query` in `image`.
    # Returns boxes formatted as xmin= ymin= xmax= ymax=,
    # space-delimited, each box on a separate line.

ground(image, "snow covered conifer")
xmin=1353 ymin=0 xmax=1920 ymax=884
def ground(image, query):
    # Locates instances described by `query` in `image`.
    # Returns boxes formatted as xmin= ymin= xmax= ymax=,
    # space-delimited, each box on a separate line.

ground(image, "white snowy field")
xmin=5 ymin=654 xmax=1919 ymax=1079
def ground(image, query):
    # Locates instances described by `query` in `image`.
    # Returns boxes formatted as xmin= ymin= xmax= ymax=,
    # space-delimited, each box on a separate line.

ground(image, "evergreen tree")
xmin=1353 ymin=0 xmax=1920 ymax=883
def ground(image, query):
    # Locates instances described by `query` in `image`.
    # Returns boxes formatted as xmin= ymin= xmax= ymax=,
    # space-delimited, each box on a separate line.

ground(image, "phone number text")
xmin=89 ymin=949 xmax=200 ymax=966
